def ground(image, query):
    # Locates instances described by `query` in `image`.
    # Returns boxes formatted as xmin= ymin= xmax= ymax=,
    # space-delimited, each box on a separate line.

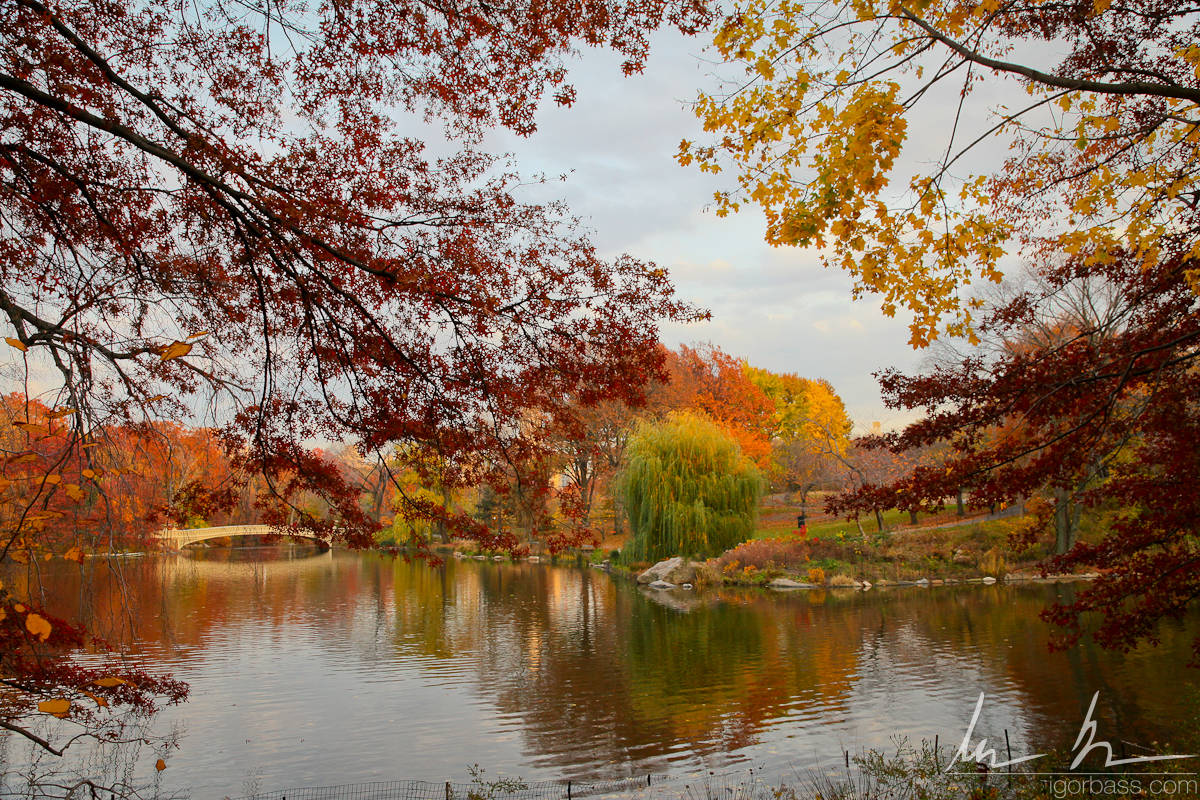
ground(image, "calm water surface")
xmin=4 ymin=548 xmax=1199 ymax=797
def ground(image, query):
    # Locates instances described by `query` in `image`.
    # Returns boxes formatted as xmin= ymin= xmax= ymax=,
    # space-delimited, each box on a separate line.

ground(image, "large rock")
xmin=769 ymin=578 xmax=817 ymax=590
xmin=637 ymin=557 xmax=698 ymax=586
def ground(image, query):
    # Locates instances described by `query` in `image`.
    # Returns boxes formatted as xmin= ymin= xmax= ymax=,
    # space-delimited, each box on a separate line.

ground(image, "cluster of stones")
xmin=635 ymin=557 xmax=1099 ymax=591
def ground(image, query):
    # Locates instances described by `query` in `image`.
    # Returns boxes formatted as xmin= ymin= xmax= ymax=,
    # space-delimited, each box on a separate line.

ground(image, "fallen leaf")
xmin=83 ymin=690 xmax=108 ymax=708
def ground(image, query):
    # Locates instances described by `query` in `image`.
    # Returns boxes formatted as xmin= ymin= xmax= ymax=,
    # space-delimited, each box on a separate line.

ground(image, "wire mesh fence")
xmin=230 ymin=769 xmax=782 ymax=800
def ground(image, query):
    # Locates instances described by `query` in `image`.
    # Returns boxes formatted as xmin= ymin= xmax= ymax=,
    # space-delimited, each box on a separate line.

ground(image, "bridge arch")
xmin=156 ymin=524 xmax=329 ymax=550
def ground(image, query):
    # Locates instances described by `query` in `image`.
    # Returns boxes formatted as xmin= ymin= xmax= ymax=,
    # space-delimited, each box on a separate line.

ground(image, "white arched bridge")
xmin=155 ymin=524 xmax=330 ymax=550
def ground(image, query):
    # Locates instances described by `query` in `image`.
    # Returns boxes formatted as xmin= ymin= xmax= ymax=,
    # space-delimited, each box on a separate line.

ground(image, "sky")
xmin=482 ymin=29 xmax=933 ymax=432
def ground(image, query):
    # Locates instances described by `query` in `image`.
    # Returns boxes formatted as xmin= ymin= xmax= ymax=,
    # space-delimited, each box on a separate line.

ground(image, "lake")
xmin=3 ymin=547 xmax=1199 ymax=798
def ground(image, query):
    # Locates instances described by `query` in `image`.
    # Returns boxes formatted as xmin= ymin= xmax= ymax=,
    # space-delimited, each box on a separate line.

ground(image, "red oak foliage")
xmin=831 ymin=246 xmax=1200 ymax=661
xmin=0 ymin=0 xmax=712 ymax=774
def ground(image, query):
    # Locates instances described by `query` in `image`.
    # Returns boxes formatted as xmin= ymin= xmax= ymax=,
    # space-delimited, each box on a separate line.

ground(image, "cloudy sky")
xmin=484 ymin=29 xmax=940 ymax=431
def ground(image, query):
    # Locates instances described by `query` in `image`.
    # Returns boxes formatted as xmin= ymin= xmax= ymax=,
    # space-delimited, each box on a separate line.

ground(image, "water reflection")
xmin=6 ymin=551 xmax=1199 ymax=797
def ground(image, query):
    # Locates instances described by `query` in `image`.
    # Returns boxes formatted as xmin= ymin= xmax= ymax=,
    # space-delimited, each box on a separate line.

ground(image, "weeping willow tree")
xmin=618 ymin=412 xmax=763 ymax=561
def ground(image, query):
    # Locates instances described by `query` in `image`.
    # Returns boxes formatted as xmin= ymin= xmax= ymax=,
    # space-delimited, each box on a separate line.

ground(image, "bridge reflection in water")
xmin=155 ymin=524 xmax=330 ymax=549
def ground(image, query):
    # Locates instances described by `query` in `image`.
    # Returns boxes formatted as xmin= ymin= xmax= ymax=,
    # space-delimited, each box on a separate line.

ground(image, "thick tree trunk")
xmin=909 ymin=509 xmax=918 ymax=525
xmin=1053 ymin=486 xmax=1080 ymax=555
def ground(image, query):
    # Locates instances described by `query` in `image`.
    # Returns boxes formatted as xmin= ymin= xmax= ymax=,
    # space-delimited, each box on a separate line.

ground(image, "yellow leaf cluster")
xmin=683 ymin=0 xmax=1200 ymax=345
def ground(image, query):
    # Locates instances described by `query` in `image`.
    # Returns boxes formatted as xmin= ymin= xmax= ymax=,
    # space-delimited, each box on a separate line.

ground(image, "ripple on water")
xmin=8 ymin=554 xmax=1198 ymax=799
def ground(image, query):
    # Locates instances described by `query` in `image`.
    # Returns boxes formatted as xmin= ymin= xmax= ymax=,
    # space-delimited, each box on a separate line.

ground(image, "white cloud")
xmin=483 ymin=26 xmax=1010 ymax=430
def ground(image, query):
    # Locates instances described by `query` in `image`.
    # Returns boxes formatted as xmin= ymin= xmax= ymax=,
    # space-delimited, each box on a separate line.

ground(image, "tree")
xmin=681 ymin=0 xmax=1199 ymax=346
xmin=831 ymin=253 xmax=1200 ymax=659
xmin=683 ymin=0 xmax=1200 ymax=658
xmin=617 ymin=411 xmax=763 ymax=562
xmin=550 ymin=397 xmax=641 ymax=540
xmin=0 ymin=0 xmax=712 ymax=785
xmin=654 ymin=344 xmax=776 ymax=468
xmin=744 ymin=367 xmax=852 ymax=510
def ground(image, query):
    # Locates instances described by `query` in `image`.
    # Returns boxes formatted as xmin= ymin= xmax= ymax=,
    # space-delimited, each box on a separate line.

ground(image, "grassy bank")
xmin=603 ymin=496 xmax=1114 ymax=588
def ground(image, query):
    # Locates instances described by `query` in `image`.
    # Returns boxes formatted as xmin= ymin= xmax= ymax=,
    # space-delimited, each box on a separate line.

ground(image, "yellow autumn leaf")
xmin=47 ymin=407 xmax=77 ymax=419
xmin=94 ymin=676 xmax=128 ymax=688
xmin=81 ymin=469 xmax=96 ymax=479
xmin=186 ymin=331 xmax=209 ymax=339
xmin=25 ymin=612 xmax=52 ymax=641
xmin=63 ymin=546 xmax=85 ymax=563
xmin=38 ymin=698 xmax=71 ymax=717
xmin=5 ymin=337 xmax=26 ymax=351
xmin=159 ymin=341 xmax=192 ymax=361
xmin=44 ymin=474 xmax=61 ymax=484
xmin=64 ymin=483 xmax=85 ymax=502
xmin=83 ymin=690 xmax=108 ymax=708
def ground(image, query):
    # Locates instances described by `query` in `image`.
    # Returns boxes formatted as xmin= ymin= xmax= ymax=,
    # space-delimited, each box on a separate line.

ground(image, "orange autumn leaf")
xmin=159 ymin=341 xmax=192 ymax=361
xmin=25 ymin=612 xmax=52 ymax=641
xmin=63 ymin=546 xmax=85 ymax=563
xmin=5 ymin=337 xmax=26 ymax=351
xmin=94 ymin=676 xmax=128 ymax=688
xmin=155 ymin=759 xmax=167 ymax=772
xmin=64 ymin=483 xmax=85 ymax=502
xmin=37 ymin=698 xmax=70 ymax=717
xmin=83 ymin=690 xmax=108 ymax=708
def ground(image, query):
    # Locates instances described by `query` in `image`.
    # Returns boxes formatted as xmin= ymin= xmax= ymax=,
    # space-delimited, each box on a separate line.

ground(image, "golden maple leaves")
xmin=682 ymin=0 xmax=1199 ymax=348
